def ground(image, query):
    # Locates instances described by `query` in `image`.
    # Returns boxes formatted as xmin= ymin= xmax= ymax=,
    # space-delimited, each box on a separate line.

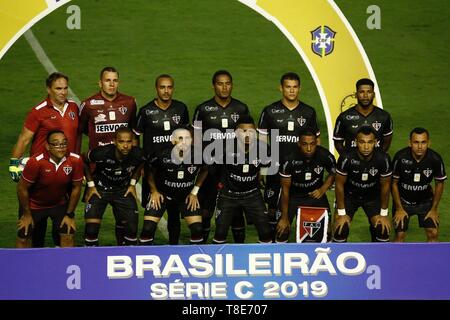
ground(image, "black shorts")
xmin=144 ymin=195 xmax=201 ymax=218
xmin=393 ymin=200 xmax=435 ymax=231
xmin=198 ymin=174 xmax=219 ymax=213
xmin=264 ymin=174 xmax=281 ymax=210
xmin=85 ymin=188 xmax=138 ymax=223
xmin=17 ymin=204 xmax=69 ymax=240
xmin=214 ymin=190 xmax=271 ymax=242
xmin=344 ymin=195 xmax=380 ymax=220
xmin=287 ymin=194 xmax=331 ymax=223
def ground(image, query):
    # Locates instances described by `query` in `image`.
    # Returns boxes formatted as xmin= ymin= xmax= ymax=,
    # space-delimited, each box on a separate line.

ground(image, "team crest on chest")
xmin=372 ymin=121 xmax=381 ymax=131
xmin=119 ymin=106 xmax=128 ymax=115
xmin=68 ymin=111 xmax=76 ymax=120
xmin=314 ymin=166 xmax=323 ymax=174
xmin=230 ymin=113 xmax=240 ymax=122
xmin=297 ymin=116 xmax=306 ymax=126
xmin=252 ymin=159 xmax=261 ymax=167
xmin=423 ymin=168 xmax=432 ymax=177
xmin=187 ymin=166 xmax=197 ymax=174
xmin=172 ymin=114 xmax=181 ymax=124
xmin=369 ymin=167 xmax=378 ymax=176
xmin=63 ymin=166 xmax=72 ymax=175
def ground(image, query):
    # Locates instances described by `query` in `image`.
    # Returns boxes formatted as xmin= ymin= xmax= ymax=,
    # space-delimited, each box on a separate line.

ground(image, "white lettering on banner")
xmin=106 ymin=249 xmax=374 ymax=299
xmin=108 ymin=249 xmax=366 ymax=278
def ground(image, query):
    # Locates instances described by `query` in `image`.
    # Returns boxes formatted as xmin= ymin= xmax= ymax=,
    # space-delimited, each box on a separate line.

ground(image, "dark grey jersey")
xmin=393 ymin=147 xmax=446 ymax=204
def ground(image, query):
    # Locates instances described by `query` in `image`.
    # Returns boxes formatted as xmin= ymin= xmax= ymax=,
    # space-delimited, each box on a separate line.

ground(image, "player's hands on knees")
xmin=124 ymin=185 xmax=137 ymax=200
xmin=333 ymin=214 xmax=351 ymax=235
xmin=308 ymin=188 xmax=325 ymax=199
xmin=186 ymin=193 xmax=199 ymax=211
xmin=424 ymin=208 xmax=439 ymax=227
xmin=276 ymin=217 xmax=290 ymax=239
xmin=60 ymin=216 xmax=76 ymax=234
xmin=85 ymin=186 xmax=101 ymax=202
xmin=149 ymin=191 xmax=164 ymax=210
xmin=373 ymin=215 xmax=391 ymax=235
xmin=17 ymin=213 xmax=34 ymax=236
xmin=393 ymin=208 xmax=408 ymax=230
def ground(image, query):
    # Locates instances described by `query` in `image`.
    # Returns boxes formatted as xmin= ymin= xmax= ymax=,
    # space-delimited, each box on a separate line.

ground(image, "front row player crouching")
xmin=392 ymin=127 xmax=446 ymax=242
xmin=16 ymin=130 xmax=83 ymax=248
xmin=83 ymin=127 xmax=146 ymax=246
xmin=212 ymin=116 xmax=272 ymax=244
xmin=277 ymin=129 xmax=336 ymax=242
xmin=333 ymin=126 xmax=392 ymax=242
xmin=140 ymin=127 xmax=208 ymax=245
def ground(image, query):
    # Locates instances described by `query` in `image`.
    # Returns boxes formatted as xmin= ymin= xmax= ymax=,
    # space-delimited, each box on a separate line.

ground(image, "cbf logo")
xmin=311 ymin=25 xmax=336 ymax=57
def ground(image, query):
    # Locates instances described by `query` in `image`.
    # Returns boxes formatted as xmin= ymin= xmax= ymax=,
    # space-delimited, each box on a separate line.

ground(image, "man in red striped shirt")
xmin=16 ymin=130 xmax=83 ymax=248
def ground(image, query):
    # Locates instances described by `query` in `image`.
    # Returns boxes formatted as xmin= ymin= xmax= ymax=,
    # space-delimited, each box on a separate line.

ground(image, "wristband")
xmin=130 ymin=179 xmax=137 ymax=186
xmin=380 ymin=208 xmax=389 ymax=217
xmin=337 ymin=208 xmax=346 ymax=216
xmin=87 ymin=181 xmax=95 ymax=187
xmin=10 ymin=158 xmax=20 ymax=166
xmin=191 ymin=186 xmax=200 ymax=196
xmin=65 ymin=212 xmax=75 ymax=219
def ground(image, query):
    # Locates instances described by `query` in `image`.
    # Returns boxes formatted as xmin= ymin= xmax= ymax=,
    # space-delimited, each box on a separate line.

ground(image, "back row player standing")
xmin=79 ymin=67 xmax=138 ymax=245
xmin=258 ymin=72 xmax=320 ymax=240
xmin=193 ymin=70 xmax=250 ymax=243
xmin=134 ymin=74 xmax=189 ymax=244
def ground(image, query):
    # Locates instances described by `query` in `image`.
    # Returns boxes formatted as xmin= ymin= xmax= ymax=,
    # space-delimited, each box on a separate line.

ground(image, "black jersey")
xmin=150 ymin=147 xmax=202 ymax=200
xmin=393 ymin=147 xmax=447 ymax=204
xmin=279 ymin=146 xmax=336 ymax=196
xmin=333 ymin=106 xmax=393 ymax=152
xmin=218 ymin=144 xmax=270 ymax=197
xmin=258 ymin=100 xmax=320 ymax=161
xmin=87 ymin=144 xmax=146 ymax=191
xmin=337 ymin=149 xmax=392 ymax=199
xmin=192 ymin=97 xmax=249 ymax=144
xmin=135 ymin=99 xmax=189 ymax=157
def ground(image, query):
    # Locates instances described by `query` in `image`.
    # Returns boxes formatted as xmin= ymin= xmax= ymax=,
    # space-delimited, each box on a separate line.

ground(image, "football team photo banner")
xmin=1 ymin=243 xmax=449 ymax=300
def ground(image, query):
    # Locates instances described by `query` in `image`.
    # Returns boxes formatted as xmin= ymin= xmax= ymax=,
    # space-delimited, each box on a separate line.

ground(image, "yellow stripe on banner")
xmin=0 ymin=0 xmax=71 ymax=60
xmin=240 ymin=0 xmax=382 ymax=153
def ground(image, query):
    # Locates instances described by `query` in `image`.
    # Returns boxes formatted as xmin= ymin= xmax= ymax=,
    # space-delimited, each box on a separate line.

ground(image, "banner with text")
xmin=0 ymin=243 xmax=448 ymax=300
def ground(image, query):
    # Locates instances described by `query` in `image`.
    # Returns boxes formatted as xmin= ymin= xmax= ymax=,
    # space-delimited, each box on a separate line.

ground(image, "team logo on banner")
xmin=172 ymin=114 xmax=181 ymax=124
xmin=119 ymin=106 xmax=127 ymax=115
xmin=311 ymin=25 xmax=336 ymax=57
xmin=296 ymin=207 xmax=328 ymax=243
xmin=231 ymin=113 xmax=240 ymax=122
xmin=63 ymin=166 xmax=72 ymax=175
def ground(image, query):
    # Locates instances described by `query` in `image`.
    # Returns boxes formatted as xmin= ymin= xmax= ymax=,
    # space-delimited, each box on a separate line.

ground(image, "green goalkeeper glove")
xmin=9 ymin=158 xmax=21 ymax=182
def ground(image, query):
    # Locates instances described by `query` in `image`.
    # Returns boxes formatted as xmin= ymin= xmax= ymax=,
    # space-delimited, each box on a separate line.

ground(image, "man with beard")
xmin=134 ymin=74 xmax=189 ymax=244
xmin=333 ymin=78 xmax=393 ymax=155
xmin=333 ymin=126 xmax=392 ymax=243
